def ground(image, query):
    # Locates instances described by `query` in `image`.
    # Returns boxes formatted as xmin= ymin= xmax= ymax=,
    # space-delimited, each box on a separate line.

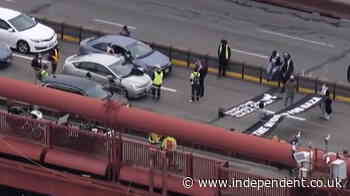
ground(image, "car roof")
xmin=42 ymin=74 xmax=102 ymax=91
xmin=0 ymin=7 xmax=21 ymax=21
xmin=70 ymin=53 xmax=123 ymax=66
xmin=92 ymin=35 xmax=137 ymax=48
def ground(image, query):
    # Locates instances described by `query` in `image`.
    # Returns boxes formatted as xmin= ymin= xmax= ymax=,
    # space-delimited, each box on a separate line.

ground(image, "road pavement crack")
xmin=304 ymin=48 xmax=350 ymax=74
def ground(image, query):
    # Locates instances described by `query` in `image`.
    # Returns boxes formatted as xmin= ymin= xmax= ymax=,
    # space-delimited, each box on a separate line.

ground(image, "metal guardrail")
xmin=36 ymin=17 xmax=350 ymax=102
xmin=0 ymin=110 xmax=300 ymax=196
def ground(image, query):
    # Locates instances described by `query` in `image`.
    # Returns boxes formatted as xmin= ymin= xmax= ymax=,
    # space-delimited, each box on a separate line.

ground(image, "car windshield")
xmin=8 ymin=14 xmax=37 ymax=32
xmin=126 ymin=41 xmax=153 ymax=58
xmin=110 ymin=63 xmax=133 ymax=78
xmin=86 ymin=85 xmax=109 ymax=99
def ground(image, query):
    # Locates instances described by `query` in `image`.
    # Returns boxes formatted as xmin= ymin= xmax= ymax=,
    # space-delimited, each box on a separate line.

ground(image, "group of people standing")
xmin=268 ymin=50 xmax=294 ymax=93
xmin=31 ymin=46 xmax=61 ymax=82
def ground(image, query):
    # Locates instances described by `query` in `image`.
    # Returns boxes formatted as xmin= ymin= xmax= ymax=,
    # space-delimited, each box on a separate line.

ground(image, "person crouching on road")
xmin=189 ymin=66 xmax=201 ymax=103
xmin=48 ymin=46 xmax=60 ymax=75
xmin=284 ymin=75 xmax=296 ymax=107
xmin=152 ymin=68 xmax=164 ymax=100
xmin=217 ymin=39 xmax=231 ymax=78
xmin=38 ymin=64 xmax=49 ymax=82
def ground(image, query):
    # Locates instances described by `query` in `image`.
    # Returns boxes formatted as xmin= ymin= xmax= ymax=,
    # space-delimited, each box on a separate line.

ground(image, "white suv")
xmin=0 ymin=7 xmax=57 ymax=53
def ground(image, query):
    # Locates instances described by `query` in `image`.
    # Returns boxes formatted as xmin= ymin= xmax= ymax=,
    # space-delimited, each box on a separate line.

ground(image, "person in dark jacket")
xmin=322 ymin=90 xmax=332 ymax=120
xmin=189 ymin=66 xmax=201 ymax=102
xmin=196 ymin=59 xmax=208 ymax=97
xmin=347 ymin=64 xmax=350 ymax=82
xmin=217 ymin=39 xmax=231 ymax=77
xmin=31 ymin=54 xmax=42 ymax=71
xmin=281 ymin=52 xmax=294 ymax=93
xmin=266 ymin=50 xmax=283 ymax=81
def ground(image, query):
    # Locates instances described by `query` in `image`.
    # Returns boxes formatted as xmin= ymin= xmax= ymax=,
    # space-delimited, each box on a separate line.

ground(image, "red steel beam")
xmin=0 ymin=77 xmax=345 ymax=175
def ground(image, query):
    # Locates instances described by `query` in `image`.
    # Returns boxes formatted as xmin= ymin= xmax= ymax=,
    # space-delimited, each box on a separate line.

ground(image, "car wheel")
xmin=17 ymin=41 xmax=30 ymax=54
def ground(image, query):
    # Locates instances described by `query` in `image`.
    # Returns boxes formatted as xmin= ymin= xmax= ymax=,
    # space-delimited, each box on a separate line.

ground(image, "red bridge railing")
xmin=0 ymin=110 xmax=347 ymax=196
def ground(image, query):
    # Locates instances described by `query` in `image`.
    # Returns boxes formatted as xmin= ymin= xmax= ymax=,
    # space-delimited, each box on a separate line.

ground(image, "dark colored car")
xmin=41 ymin=74 xmax=111 ymax=99
xmin=79 ymin=35 xmax=172 ymax=75
xmin=0 ymin=44 xmax=12 ymax=68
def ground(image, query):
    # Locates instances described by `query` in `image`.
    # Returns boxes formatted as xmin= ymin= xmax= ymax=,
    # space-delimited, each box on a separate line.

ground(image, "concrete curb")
xmin=57 ymin=34 xmax=350 ymax=103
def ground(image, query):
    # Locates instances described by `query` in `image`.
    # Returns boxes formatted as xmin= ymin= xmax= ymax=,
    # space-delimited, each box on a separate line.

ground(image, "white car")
xmin=0 ymin=7 xmax=57 ymax=53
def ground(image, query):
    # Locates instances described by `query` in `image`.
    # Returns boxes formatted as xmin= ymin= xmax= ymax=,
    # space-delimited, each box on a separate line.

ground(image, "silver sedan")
xmin=62 ymin=53 xmax=152 ymax=99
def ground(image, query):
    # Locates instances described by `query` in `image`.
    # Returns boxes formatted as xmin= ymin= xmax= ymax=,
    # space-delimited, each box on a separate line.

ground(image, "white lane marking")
xmin=13 ymin=53 xmax=50 ymax=63
xmin=258 ymin=29 xmax=335 ymax=48
xmin=161 ymin=86 xmax=177 ymax=93
xmin=93 ymin=19 xmax=136 ymax=30
xmin=231 ymin=48 xmax=268 ymax=59
xmin=4 ymin=0 xmax=15 ymax=2
xmin=264 ymin=109 xmax=306 ymax=121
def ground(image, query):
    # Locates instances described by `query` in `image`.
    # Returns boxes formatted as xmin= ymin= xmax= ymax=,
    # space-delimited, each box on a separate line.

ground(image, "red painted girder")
xmin=0 ymin=157 xmax=141 ymax=196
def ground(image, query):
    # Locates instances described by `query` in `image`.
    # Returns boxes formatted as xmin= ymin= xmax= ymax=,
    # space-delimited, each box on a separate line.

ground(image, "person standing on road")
xmin=322 ymin=90 xmax=333 ymax=120
xmin=189 ymin=67 xmax=201 ymax=102
xmin=31 ymin=54 xmax=43 ymax=83
xmin=281 ymin=52 xmax=294 ymax=93
xmin=48 ymin=46 xmax=60 ymax=75
xmin=347 ymin=64 xmax=350 ymax=82
xmin=217 ymin=39 xmax=231 ymax=78
xmin=120 ymin=25 xmax=130 ymax=37
xmin=196 ymin=59 xmax=208 ymax=97
xmin=152 ymin=68 xmax=164 ymax=100
xmin=284 ymin=75 xmax=296 ymax=107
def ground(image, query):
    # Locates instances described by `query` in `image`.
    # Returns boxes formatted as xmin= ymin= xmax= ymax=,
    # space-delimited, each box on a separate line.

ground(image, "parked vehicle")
xmin=62 ymin=53 xmax=152 ymax=99
xmin=41 ymin=74 xmax=111 ymax=99
xmin=78 ymin=35 xmax=172 ymax=75
xmin=0 ymin=7 xmax=57 ymax=53
xmin=0 ymin=43 xmax=12 ymax=68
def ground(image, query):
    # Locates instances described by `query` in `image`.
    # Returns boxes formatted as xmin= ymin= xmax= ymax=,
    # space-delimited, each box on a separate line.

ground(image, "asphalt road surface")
xmin=2 ymin=0 xmax=350 ymax=84
xmin=1 ymin=40 xmax=350 ymax=157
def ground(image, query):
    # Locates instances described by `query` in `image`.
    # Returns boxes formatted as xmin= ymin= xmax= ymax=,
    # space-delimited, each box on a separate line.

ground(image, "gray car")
xmin=0 ymin=43 xmax=12 ymax=68
xmin=79 ymin=35 xmax=172 ymax=75
xmin=62 ymin=53 xmax=152 ymax=99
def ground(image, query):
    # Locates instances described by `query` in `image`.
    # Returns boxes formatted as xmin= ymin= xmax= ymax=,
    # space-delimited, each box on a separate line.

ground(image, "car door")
xmin=45 ymin=83 xmax=85 ymax=96
xmin=0 ymin=19 xmax=16 ymax=47
xmin=73 ymin=61 xmax=100 ymax=78
xmin=94 ymin=63 xmax=114 ymax=84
